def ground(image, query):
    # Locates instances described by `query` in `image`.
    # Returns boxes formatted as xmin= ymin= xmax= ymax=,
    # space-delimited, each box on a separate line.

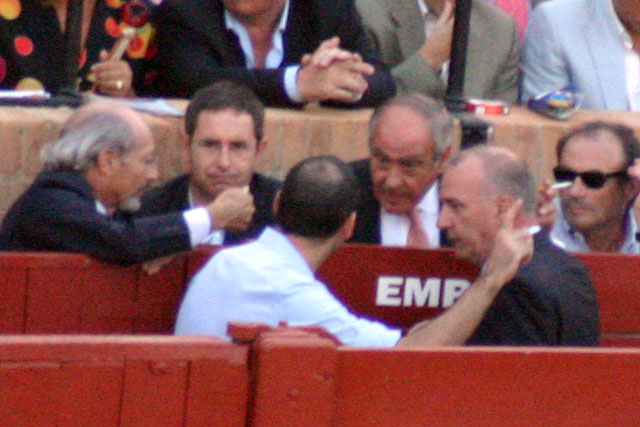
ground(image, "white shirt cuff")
xmin=183 ymin=207 xmax=212 ymax=247
xmin=284 ymin=65 xmax=303 ymax=103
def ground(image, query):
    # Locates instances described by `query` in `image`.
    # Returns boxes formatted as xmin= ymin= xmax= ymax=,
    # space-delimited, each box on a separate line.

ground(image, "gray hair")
xmin=449 ymin=146 xmax=538 ymax=214
xmin=368 ymin=94 xmax=454 ymax=160
xmin=41 ymin=112 xmax=136 ymax=172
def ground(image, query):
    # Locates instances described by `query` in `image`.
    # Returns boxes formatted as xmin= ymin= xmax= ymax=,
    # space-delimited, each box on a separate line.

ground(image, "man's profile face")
xmin=369 ymin=105 xmax=442 ymax=215
xmin=188 ymin=108 xmax=261 ymax=203
xmin=438 ymin=157 xmax=501 ymax=266
xmin=111 ymin=124 xmax=159 ymax=212
xmin=557 ymin=133 xmax=634 ymax=238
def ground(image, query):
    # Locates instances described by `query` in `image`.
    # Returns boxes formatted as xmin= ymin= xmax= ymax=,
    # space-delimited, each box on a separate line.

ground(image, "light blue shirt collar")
xmin=550 ymin=198 xmax=640 ymax=254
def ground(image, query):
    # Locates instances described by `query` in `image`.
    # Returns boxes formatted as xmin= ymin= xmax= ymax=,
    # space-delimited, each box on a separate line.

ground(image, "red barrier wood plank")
xmin=186 ymin=357 xmax=250 ymax=426
xmin=26 ymin=266 xmax=85 ymax=333
xmin=334 ymin=347 xmax=640 ymax=426
xmin=80 ymin=265 xmax=138 ymax=333
xmin=0 ymin=268 xmax=27 ymax=332
xmin=0 ymin=336 xmax=250 ymax=426
xmin=576 ymin=253 xmax=640 ymax=334
xmin=249 ymin=330 xmax=339 ymax=426
xmin=0 ymin=361 xmax=123 ymax=425
xmin=135 ymin=255 xmax=189 ymax=333
xmin=120 ymin=360 xmax=189 ymax=426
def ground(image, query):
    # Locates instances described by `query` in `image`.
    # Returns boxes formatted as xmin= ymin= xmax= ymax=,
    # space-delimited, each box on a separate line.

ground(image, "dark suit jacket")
xmin=349 ymin=158 xmax=447 ymax=245
xmin=468 ymin=232 xmax=600 ymax=346
xmin=0 ymin=171 xmax=191 ymax=266
xmin=137 ymin=173 xmax=279 ymax=245
xmin=151 ymin=0 xmax=396 ymax=107
xmin=349 ymin=159 xmax=382 ymax=244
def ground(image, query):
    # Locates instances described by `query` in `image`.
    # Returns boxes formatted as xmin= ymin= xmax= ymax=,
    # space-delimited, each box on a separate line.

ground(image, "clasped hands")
xmin=296 ymin=37 xmax=374 ymax=103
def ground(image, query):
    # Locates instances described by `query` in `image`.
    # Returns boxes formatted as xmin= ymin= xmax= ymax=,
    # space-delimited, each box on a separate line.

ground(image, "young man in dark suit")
xmin=138 ymin=81 xmax=279 ymax=246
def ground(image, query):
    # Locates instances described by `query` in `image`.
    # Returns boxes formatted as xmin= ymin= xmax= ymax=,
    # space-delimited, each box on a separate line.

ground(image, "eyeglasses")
xmin=552 ymin=166 xmax=629 ymax=189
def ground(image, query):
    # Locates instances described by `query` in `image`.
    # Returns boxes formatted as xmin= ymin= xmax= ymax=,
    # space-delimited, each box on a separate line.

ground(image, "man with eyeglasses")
xmin=349 ymin=94 xmax=454 ymax=248
xmin=550 ymin=122 xmax=640 ymax=253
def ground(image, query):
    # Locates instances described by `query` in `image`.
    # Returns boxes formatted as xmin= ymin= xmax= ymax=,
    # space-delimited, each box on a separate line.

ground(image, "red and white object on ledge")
xmin=465 ymin=99 xmax=510 ymax=115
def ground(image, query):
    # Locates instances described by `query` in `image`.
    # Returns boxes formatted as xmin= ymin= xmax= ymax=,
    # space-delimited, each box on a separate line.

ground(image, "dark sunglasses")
xmin=553 ymin=166 xmax=629 ymax=189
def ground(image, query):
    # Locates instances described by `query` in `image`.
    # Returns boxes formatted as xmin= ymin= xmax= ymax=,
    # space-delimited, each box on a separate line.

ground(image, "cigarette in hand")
xmin=107 ymin=28 xmax=136 ymax=61
xmin=527 ymin=225 xmax=541 ymax=235
xmin=551 ymin=181 xmax=572 ymax=190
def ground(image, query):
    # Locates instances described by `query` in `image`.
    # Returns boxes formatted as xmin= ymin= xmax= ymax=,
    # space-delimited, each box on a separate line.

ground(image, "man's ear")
xmin=272 ymin=190 xmax=281 ymax=216
xmin=496 ymin=194 xmax=514 ymax=216
xmin=256 ymin=138 xmax=268 ymax=155
xmin=625 ymin=178 xmax=640 ymax=204
xmin=435 ymin=145 xmax=453 ymax=173
xmin=95 ymin=149 xmax=120 ymax=176
xmin=181 ymin=134 xmax=193 ymax=169
xmin=339 ymin=211 xmax=357 ymax=240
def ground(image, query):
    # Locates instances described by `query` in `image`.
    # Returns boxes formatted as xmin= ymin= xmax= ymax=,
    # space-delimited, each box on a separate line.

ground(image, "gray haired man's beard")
xmin=119 ymin=196 xmax=141 ymax=213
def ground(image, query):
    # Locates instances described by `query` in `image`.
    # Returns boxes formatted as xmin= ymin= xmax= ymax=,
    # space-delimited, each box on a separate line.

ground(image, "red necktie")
xmin=407 ymin=208 xmax=431 ymax=249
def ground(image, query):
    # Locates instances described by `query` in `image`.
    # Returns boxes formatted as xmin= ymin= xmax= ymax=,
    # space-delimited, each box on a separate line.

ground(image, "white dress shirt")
xmin=610 ymin=1 xmax=640 ymax=111
xmin=550 ymin=198 xmax=640 ymax=254
xmin=96 ymin=199 xmax=212 ymax=247
xmin=380 ymin=182 xmax=440 ymax=248
xmin=175 ymin=227 xmax=401 ymax=346
xmin=225 ymin=0 xmax=302 ymax=102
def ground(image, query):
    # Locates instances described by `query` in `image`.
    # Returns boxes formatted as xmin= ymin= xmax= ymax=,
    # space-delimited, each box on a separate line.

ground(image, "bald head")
xmin=448 ymin=146 xmax=538 ymax=214
xmin=439 ymin=146 xmax=537 ymax=266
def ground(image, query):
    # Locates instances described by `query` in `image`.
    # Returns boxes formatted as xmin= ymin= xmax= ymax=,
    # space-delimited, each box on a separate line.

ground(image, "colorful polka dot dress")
xmin=0 ymin=0 xmax=157 ymax=94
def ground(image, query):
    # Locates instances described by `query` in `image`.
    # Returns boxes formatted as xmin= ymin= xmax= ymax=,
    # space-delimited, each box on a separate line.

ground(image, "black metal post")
xmin=50 ymin=0 xmax=84 ymax=106
xmin=445 ymin=0 xmax=472 ymax=112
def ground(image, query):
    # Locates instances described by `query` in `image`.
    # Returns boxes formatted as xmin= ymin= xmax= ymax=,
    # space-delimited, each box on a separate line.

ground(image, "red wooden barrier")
xmin=1 ymin=246 xmax=639 ymax=346
xmin=0 ymin=335 xmax=249 ymax=426
xmin=242 ymin=325 xmax=640 ymax=426
xmin=0 ymin=252 xmax=196 ymax=334
xmin=317 ymin=245 xmax=640 ymax=346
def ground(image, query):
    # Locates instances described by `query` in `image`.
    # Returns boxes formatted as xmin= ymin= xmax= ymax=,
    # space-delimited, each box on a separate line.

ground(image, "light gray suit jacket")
xmin=521 ymin=0 xmax=627 ymax=110
xmin=355 ymin=0 xmax=520 ymax=103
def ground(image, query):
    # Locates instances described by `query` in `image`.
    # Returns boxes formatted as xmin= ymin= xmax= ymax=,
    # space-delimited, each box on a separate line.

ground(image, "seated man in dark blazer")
xmin=350 ymin=94 xmax=454 ymax=247
xmin=138 ymin=81 xmax=279 ymax=246
xmin=0 ymin=102 xmax=254 ymax=266
xmin=151 ymin=0 xmax=396 ymax=107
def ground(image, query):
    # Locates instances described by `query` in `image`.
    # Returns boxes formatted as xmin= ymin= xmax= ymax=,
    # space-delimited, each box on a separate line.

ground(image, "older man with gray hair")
xmin=350 ymin=93 xmax=454 ymax=247
xmin=0 ymin=102 xmax=254 ymax=265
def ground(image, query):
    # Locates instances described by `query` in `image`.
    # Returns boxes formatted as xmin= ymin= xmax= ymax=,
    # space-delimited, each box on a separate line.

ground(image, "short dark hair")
xmin=556 ymin=121 xmax=640 ymax=169
xmin=185 ymin=81 xmax=264 ymax=140
xmin=275 ymin=156 xmax=360 ymax=238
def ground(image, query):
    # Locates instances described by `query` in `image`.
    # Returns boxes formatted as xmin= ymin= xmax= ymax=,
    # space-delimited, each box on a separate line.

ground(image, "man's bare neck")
xmin=583 ymin=224 xmax=626 ymax=253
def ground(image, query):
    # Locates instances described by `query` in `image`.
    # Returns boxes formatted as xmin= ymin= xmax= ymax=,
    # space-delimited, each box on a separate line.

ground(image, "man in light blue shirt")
xmin=549 ymin=122 xmax=640 ymax=253
xmin=176 ymin=156 xmax=533 ymax=347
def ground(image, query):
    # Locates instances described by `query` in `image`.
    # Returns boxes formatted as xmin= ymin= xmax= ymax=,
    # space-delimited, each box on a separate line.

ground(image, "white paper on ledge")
xmin=0 ymin=89 xmax=51 ymax=99
xmin=86 ymin=93 xmax=183 ymax=117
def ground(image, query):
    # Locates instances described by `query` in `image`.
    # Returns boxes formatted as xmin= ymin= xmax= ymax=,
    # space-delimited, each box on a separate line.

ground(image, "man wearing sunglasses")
xmin=550 ymin=122 xmax=640 ymax=253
